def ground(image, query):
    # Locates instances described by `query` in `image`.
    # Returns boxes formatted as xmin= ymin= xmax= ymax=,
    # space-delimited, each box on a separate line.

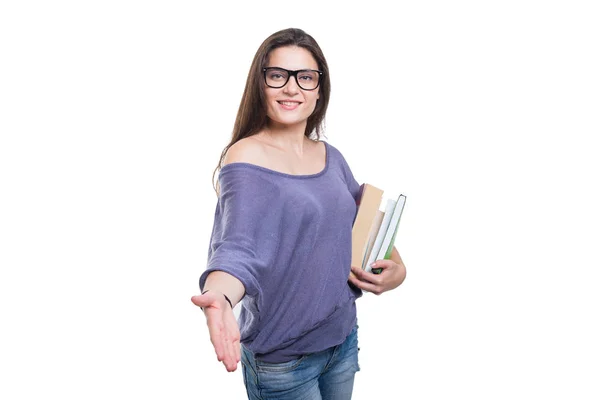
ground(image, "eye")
xmin=298 ymin=71 xmax=318 ymax=81
xmin=268 ymin=70 xmax=288 ymax=81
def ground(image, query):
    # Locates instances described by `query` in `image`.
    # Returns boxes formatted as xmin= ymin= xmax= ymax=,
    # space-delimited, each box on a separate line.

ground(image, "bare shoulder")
xmin=223 ymin=136 xmax=265 ymax=166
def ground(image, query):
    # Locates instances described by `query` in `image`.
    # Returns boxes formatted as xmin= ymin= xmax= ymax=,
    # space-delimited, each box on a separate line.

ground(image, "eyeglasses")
xmin=263 ymin=67 xmax=323 ymax=91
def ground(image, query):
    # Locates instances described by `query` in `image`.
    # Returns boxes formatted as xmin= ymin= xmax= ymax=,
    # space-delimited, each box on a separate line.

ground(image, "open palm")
xmin=191 ymin=292 xmax=241 ymax=372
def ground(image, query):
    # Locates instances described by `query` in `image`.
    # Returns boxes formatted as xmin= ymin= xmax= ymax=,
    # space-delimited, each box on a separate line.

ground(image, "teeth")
xmin=279 ymin=101 xmax=299 ymax=106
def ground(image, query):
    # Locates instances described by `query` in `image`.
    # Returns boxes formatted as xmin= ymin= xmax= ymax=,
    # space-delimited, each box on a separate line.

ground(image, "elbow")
xmin=399 ymin=263 xmax=407 ymax=286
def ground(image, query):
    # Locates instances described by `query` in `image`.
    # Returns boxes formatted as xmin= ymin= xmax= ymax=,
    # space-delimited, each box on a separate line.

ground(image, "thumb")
xmin=191 ymin=294 xmax=212 ymax=308
xmin=370 ymin=259 xmax=393 ymax=271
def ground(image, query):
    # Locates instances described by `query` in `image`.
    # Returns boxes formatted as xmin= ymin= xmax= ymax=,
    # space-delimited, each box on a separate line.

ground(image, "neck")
xmin=263 ymin=120 xmax=312 ymax=152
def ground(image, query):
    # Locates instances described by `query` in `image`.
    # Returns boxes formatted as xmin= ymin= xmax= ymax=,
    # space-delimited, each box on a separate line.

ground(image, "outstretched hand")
xmin=191 ymin=291 xmax=241 ymax=372
xmin=349 ymin=258 xmax=406 ymax=295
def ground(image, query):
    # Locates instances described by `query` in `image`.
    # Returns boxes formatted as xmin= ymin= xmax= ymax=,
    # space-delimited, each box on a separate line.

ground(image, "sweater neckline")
xmin=219 ymin=140 xmax=330 ymax=179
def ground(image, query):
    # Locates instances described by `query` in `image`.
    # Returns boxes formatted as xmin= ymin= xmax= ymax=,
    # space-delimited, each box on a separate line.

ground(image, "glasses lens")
xmin=296 ymin=70 xmax=320 ymax=90
xmin=265 ymin=68 xmax=289 ymax=88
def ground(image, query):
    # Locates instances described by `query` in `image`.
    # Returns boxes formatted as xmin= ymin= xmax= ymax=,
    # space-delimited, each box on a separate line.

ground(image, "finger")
xmin=349 ymin=274 xmax=382 ymax=294
xmin=371 ymin=260 xmax=395 ymax=271
xmin=191 ymin=294 xmax=211 ymax=308
xmin=221 ymin=337 xmax=231 ymax=371
xmin=226 ymin=315 xmax=241 ymax=364
xmin=348 ymin=274 xmax=363 ymax=288
xmin=350 ymin=266 xmax=367 ymax=279
xmin=365 ymin=261 xmax=393 ymax=276
xmin=212 ymin=334 xmax=226 ymax=363
xmin=206 ymin=314 xmax=226 ymax=361
xmin=191 ymin=295 xmax=204 ymax=307
xmin=351 ymin=267 xmax=382 ymax=285
xmin=226 ymin=335 xmax=240 ymax=371
xmin=348 ymin=270 xmax=358 ymax=280
xmin=224 ymin=328 xmax=236 ymax=371
xmin=227 ymin=342 xmax=238 ymax=371
xmin=349 ymin=268 xmax=362 ymax=283
xmin=229 ymin=318 xmax=242 ymax=365
xmin=223 ymin=309 xmax=239 ymax=371
xmin=234 ymin=337 xmax=241 ymax=364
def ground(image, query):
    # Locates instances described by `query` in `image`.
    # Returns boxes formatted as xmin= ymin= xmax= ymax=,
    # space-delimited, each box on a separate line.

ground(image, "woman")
xmin=191 ymin=28 xmax=406 ymax=399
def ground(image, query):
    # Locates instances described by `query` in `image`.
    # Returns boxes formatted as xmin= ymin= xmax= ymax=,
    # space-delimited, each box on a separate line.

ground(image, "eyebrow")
xmin=265 ymin=67 xmax=320 ymax=71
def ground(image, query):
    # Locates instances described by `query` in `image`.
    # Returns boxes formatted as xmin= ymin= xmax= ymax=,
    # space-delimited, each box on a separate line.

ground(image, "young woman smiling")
xmin=192 ymin=28 xmax=407 ymax=400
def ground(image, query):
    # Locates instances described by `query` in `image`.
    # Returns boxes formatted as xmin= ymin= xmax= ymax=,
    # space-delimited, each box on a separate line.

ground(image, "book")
xmin=364 ymin=198 xmax=397 ymax=273
xmin=350 ymin=184 xmax=384 ymax=276
xmin=362 ymin=208 xmax=385 ymax=270
xmin=367 ymin=193 xmax=406 ymax=273
xmin=350 ymin=183 xmax=406 ymax=277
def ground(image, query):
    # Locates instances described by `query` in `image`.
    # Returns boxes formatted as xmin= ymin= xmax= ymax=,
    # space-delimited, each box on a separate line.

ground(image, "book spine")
xmin=374 ymin=195 xmax=406 ymax=273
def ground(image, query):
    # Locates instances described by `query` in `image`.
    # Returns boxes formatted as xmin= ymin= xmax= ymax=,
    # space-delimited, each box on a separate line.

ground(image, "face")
xmin=263 ymin=46 xmax=321 ymax=130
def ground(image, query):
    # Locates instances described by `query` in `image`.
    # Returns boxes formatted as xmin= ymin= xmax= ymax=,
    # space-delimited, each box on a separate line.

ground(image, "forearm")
xmin=202 ymin=271 xmax=246 ymax=307
xmin=390 ymin=246 xmax=407 ymax=285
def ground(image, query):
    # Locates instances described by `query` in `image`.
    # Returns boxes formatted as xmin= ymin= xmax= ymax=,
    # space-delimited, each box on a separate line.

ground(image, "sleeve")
xmin=337 ymin=148 xmax=362 ymax=203
xmin=199 ymin=166 xmax=282 ymax=299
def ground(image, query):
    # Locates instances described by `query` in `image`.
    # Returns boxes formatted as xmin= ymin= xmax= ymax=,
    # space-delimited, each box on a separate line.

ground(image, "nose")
xmin=282 ymin=75 xmax=300 ymax=95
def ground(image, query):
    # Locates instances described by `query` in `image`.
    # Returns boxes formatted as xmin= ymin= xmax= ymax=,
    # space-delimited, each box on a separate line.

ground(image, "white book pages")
xmin=365 ymin=198 xmax=396 ymax=273
xmin=361 ymin=210 xmax=384 ymax=270
xmin=375 ymin=194 xmax=406 ymax=262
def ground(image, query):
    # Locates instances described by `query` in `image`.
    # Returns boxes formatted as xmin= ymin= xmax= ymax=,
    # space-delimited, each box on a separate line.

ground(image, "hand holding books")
xmin=348 ymin=250 xmax=407 ymax=294
xmin=349 ymin=183 xmax=406 ymax=282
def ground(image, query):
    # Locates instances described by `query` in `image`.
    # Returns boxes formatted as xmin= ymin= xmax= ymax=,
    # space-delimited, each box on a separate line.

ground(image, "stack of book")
xmin=350 ymin=183 xmax=406 ymax=275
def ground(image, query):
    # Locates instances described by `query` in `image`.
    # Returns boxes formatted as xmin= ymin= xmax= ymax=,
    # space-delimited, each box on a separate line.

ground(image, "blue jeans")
xmin=241 ymin=325 xmax=360 ymax=400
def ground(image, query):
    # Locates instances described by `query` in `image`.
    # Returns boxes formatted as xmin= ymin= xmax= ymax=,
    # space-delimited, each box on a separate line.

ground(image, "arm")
xmin=192 ymin=140 xmax=270 ymax=372
xmin=348 ymin=246 xmax=407 ymax=295
xmin=202 ymin=270 xmax=245 ymax=307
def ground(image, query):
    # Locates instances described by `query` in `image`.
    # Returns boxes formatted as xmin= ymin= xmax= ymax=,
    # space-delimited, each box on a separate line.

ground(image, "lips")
xmin=277 ymin=100 xmax=302 ymax=110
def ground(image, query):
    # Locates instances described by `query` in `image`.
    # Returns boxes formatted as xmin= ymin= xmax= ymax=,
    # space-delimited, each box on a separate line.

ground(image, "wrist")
xmin=201 ymin=290 xmax=233 ymax=309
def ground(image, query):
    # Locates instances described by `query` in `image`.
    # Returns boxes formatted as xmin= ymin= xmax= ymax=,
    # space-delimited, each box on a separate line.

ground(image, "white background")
xmin=1 ymin=0 xmax=599 ymax=399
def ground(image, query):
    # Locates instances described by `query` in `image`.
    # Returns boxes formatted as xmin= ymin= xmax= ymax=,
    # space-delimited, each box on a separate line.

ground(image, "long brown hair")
xmin=211 ymin=28 xmax=331 ymax=195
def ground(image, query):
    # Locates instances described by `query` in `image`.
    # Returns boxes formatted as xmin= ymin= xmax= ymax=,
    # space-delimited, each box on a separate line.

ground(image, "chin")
xmin=268 ymin=114 xmax=310 ymax=128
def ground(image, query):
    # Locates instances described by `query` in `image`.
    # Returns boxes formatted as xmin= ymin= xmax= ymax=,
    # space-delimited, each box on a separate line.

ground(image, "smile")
xmin=277 ymin=101 xmax=302 ymax=110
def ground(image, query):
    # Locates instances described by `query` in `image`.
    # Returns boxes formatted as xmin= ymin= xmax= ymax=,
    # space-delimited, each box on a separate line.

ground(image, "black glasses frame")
xmin=263 ymin=67 xmax=323 ymax=91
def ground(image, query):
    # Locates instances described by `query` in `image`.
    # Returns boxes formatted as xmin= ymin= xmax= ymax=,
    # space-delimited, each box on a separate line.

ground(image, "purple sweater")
xmin=199 ymin=141 xmax=362 ymax=362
